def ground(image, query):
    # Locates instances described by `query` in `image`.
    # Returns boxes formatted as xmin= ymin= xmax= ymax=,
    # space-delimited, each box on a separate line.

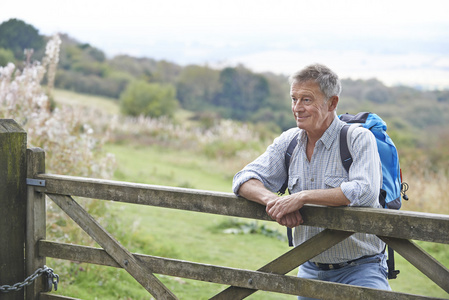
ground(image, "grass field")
xmin=49 ymin=89 xmax=449 ymax=299
xmin=54 ymin=88 xmax=121 ymax=114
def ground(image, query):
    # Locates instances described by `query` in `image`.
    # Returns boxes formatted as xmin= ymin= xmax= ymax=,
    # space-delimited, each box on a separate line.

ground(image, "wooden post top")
xmin=0 ymin=119 xmax=26 ymax=133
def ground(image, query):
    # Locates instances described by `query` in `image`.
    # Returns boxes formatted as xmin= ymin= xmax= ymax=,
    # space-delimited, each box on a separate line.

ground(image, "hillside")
xmin=1 ymin=18 xmax=449 ymax=149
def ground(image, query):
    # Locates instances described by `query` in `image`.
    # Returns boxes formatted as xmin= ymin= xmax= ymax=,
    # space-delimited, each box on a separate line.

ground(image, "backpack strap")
xmin=340 ymin=124 xmax=352 ymax=172
xmin=339 ymin=124 xmax=359 ymax=172
xmin=339 ymin=112 xmax=370 ymax=124
xmin=278 ymin=132 xmax=299 ymax=196
xmin=278 ymin=132 xmax=299 ymax=247
xmin=387 ymin=246 xmax=400 ymax=279
xmin=286 ymin=225 xmax=294 ymax=246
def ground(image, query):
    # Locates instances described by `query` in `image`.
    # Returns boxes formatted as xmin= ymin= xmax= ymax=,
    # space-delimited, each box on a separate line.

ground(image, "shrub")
xmin=120 ymin=80 xmax=178 ymax=118
xmin=0 ymin=47 xmax=15 ymax=66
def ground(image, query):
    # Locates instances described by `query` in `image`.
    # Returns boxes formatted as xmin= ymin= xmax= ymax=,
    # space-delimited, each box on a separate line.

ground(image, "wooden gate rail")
xmin=39 ymin=241 xmax=441 ymax=300
xmin=33 ymin=173 xmax=449 ymax=243
xmin=27 ymin=171 xmax=449 ymax=299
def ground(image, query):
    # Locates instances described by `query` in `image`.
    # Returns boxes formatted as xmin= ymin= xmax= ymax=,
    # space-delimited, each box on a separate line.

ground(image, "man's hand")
xmin=237 ymin=179 xmax=304 ymax=228
xmin=238 ymin=179 xmax=349 ymax=228
xmin=277 ymin=210 xmax=303 ymax=228
xmin=266 ymin=194 xmax=305 ymax=227
xmin=266 ymin=188 xmax=350 ymax=225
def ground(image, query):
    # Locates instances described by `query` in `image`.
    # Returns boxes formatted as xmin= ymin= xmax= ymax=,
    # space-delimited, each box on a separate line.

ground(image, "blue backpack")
xmin=339 ymin=112 xmax=408 ymax=209
xmin=279 ymin=112 xmax=409 ymax=279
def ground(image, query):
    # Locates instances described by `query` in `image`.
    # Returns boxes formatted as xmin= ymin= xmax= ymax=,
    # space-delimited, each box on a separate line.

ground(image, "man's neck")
xmin=305 ymin=114 xmax=335 ymax=144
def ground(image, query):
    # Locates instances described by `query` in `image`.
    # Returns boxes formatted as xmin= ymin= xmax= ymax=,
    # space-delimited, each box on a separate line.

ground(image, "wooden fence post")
xmin=26 ymin=147 xmax=46 ymax=300
xmin=0 ymin=119 xmax=27 ymax=299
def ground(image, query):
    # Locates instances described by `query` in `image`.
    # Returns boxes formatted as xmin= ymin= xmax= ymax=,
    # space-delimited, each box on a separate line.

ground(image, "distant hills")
xmin=1 ymin=18 xmax=449 ymax=161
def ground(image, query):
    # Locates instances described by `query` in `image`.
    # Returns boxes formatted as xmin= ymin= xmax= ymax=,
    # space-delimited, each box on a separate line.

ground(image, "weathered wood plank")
xmin=211 ymin=229 xmax=353 ymax=299
xmin=37 ymin=173 xmax=270 ymax=219
xmin=40 ymin=293 xmax=80 ymax=300
xmin=379 ymin=236 xmax=449 ymax=294
xmin=26 ymin=148 xmax=47 ymax=299
xmin=0 ymin=119 xmax=27 ymax=300
xmin=39 ymin=241 xmax=445 ymax=300
xmin=35 ymin=174 xmax=449 ymax=244
xmin=46 ymin=193 xmax=178 ymax=300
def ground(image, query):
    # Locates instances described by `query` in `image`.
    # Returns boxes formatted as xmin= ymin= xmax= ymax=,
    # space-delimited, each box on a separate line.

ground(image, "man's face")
xmin=290 ymin=80 xmax=335 ymax=135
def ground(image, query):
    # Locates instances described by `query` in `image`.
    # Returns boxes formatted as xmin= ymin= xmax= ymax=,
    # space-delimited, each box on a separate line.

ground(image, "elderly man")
xmin=232 ymin=64 xmax=391 ymax=299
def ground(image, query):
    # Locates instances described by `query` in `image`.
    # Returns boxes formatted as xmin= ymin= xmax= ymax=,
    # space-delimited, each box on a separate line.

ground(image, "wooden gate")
xmin=1 ymin=119 xmax=449 ymax=299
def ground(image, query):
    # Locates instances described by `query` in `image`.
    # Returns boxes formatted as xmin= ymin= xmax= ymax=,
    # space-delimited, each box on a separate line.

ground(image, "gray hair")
xmin=288 ymin=63 xmax=342 ymax=99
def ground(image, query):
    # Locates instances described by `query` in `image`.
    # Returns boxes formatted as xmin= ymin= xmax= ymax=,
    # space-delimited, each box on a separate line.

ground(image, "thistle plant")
xmin=42 ymin=33 xmax=61 ymax=105
xmin=0 ymin=34 xmax=115 ymax=178
xmin=0 ymin=34 xmax=116 ymax=248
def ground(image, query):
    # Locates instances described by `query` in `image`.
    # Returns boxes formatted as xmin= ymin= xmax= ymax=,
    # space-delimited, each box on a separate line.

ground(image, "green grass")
xmin=54 ymin=89 xmax=121 ymax=114
xmin=106 ymin=143 xmax=234 ymax=192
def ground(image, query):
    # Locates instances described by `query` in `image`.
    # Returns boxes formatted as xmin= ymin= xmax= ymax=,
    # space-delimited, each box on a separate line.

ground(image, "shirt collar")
xmin=320 ymin=115 xmax=344 ymax=150
xmin=298 ymin=115 xmax=344 ymax=150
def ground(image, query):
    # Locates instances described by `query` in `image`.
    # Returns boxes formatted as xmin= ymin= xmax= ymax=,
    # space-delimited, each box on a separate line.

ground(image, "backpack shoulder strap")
xmin=280 ymin=132 xmax=299 ymax=248
xmin=339 ymin=124 xmax=355 ymax=171
xmin=340 ymin=123 xmax=361 ymax=172
xmin=340 ymin=124 xmax=352 ymax=173
xmin=278 ymin=132 xmax=299 ymax=195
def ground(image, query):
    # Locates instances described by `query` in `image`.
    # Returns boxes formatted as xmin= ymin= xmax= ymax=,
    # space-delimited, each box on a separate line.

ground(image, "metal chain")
xmin=0 ymin=265 xmax=59 ymax=293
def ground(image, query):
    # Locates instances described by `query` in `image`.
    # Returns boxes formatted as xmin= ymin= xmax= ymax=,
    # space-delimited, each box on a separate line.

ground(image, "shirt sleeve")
xmin=232 ymin=128 xmax=299 ymax=196
xmin=340 ymin=127 xmax=382 ymax=208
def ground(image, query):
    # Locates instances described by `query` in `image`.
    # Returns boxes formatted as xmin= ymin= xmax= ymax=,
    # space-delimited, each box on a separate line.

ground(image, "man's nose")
xmin=292 ymin=100 xmax=304 ymax=111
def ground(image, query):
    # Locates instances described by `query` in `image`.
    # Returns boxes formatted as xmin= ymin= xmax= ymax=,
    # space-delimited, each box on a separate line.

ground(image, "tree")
xmin=153 ymin=60 xmax=182 ymax=84
xmin=365 ymin=86 xmax=392 ymax=103
xmin=215 ymin=66 xmax=270 ymax=120
xmin=435 ymin=90 xmax=449 ymax=103
xmin=108 ymin=55 xmax=158 ymax=78
xmin=176 ymin=65 xmax=220 ymax=110
xmin=120 ymin=80 xmax=178 ymax=118
xmin=58 ymin=34 xmax=108 ymax=75
xmin=0 ymin=19 xmax=45 ymax=60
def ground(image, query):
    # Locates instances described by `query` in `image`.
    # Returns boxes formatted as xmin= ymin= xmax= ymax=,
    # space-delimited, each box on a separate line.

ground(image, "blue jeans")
xmin=297 ymin=253 xmax=391 ymax=300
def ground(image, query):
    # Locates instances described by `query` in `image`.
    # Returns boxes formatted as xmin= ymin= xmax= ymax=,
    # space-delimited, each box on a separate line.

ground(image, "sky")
xmin=1 ymin=0 xmax=449 ymax=89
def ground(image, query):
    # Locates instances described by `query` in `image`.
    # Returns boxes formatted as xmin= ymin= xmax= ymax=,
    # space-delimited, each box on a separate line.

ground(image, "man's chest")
xmin=288 ymin=142 xmax=348 ymax=192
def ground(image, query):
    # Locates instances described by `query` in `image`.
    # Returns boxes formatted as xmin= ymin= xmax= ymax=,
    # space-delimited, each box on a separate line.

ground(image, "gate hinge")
xmin=26 ymin=178 xmax=46 ymax=187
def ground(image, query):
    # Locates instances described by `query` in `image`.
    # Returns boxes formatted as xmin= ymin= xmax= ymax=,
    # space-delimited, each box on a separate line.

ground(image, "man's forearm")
xmin=239 ymin=179 xmax=303 ymax=228
xmin=237 ymin=179 xmax=278 ymax=206
xmin=298 ymin=187 xmax=350 ymax=207
xmin=266 ymin=187 xmax=350 ymax=221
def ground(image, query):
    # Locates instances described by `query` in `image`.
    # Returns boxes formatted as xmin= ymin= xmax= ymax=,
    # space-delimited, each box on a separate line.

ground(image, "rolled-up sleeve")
xmin=232 ymin=129 xmax=299 ymax=196
xmin=340 ymin=127 xmax=382 ymax=207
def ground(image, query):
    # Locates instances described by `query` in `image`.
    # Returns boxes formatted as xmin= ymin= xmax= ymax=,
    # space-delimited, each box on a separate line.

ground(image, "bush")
xmin=0 ymin=47 xmax=15 ymax=66
xmin=55 ymin=70 xmax=132 ymax=98
xmin=120 ymin=80 xmax=178 ymax=118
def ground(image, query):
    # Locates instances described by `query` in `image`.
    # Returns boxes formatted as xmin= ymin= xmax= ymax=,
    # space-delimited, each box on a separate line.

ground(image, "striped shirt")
xmin=233 ymin=115 xmax=385 ymax=263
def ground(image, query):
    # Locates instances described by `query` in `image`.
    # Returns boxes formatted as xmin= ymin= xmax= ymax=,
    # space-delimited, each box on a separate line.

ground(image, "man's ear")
xmin=328 ymin=96 xmax=339 ymax=111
